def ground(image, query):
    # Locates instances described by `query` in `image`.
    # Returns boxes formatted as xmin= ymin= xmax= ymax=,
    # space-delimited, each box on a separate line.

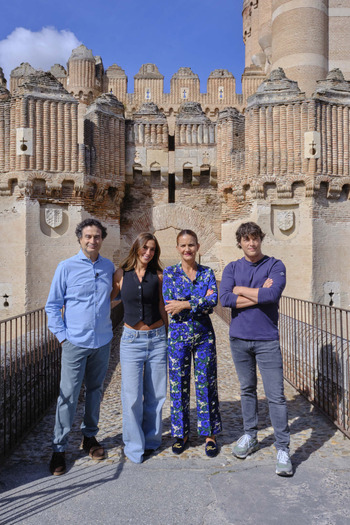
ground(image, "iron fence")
xmin=214 ymin=289 xmax=350 ymax=438
xmin=0 ymin=308 xmax=61 ymax=460
xmin=279 ymin=296 xmax=349 ymax=438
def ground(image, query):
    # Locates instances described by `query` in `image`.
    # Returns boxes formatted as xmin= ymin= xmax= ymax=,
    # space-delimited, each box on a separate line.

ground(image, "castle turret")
xmin=10 ymin=63 xmax=36 ymax=93
xmin=50 ymin=64 xmax=67 ymax=90
xmin=329 ymin=0 xmax=350 ymax=80
xmin=134 ymin=64 xmax=164 ymax=105
xmin=170 ymin=68 xmax=200 ymax=104
xmin=67 ymin=44 xmax=97 ymax=99
xmin=206 ymin=69 xmax=237 ymax=108
xmin=84 ymin=92 xmax=125 ymax=185
xmin=105 ymin=64 xmax=128 ymax=103
xmin=243 ymin=0 xmax=262 ymax=68
xmin=271 ymin=0 xmax=329 ymax=96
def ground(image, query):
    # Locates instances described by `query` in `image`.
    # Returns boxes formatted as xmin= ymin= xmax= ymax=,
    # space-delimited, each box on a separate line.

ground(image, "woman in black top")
xmin=112 ymin=233 xmax=167 ymax=463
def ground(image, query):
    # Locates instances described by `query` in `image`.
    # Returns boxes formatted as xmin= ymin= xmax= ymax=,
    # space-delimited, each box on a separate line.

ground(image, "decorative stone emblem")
xmin=202 ymin=151 xmax=210 ymax=165
xmin=304 ymin=131 xmax=320 ymax=159
xmin=45 ymin=208 xmax=63 ymax=229
xmin=16 ymin=128 xmax=33 ymax=155
xmin=134 ymin=151 xmax=141 ymax=164
xmin=277 ymin=210 xmax=294 ymax=232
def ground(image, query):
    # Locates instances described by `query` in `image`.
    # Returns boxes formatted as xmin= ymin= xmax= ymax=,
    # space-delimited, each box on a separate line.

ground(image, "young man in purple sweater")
xmin=219 ymin=222 xmax=293 ymax=476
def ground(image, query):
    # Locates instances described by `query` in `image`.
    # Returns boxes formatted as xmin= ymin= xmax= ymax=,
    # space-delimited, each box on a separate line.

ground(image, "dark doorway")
xmin=183 ymin=168 xmax=192 ymax=184
xmin=151 ymin=170 xmax=161 ymax=186
xmin=200 ymin=168 xmax=210 ymax=185
xmin=168 ymin=135 xmax=175 ymax=151
xmin=168 ymin=173 xmax=175 ymax=203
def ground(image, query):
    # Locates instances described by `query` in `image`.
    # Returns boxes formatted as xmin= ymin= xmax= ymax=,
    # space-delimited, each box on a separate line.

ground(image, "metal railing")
xmin=279 ymin=296 xmax=349 ymax=438
xmin=0 ymin=308 xmax=61 ymax=460
xmin=214 ymin=290 xmax=350 ymax=438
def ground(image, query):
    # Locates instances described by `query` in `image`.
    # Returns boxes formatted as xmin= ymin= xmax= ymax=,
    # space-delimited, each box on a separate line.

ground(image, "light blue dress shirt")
xmin=45 ymin=249 xmax=115 ymax=348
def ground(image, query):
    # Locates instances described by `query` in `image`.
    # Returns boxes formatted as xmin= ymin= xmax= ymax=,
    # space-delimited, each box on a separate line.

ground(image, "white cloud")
xmin=0 ymin=27 xmax=81 ymax=83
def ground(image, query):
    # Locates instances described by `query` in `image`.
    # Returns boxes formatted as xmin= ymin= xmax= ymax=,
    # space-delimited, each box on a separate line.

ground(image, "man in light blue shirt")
xmin=46 ymin=218 xmax=115 ymax=475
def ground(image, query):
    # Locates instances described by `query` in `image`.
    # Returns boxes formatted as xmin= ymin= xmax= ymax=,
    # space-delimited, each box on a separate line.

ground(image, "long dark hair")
xmin=121 ymin=232 xmax=162 ymax=272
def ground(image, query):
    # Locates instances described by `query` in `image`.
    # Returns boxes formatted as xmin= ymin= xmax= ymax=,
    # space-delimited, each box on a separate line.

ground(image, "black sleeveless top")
xmin=120 ymin=268 xmax=162 ymax=326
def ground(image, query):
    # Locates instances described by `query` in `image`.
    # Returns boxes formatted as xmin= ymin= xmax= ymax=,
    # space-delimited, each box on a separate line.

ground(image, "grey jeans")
xmin=230 ymin=337 xmax=290 ymax=451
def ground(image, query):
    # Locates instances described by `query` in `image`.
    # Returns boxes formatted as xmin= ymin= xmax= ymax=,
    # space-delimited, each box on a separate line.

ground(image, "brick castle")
xmin=1 ymin=0 xmax=350 ymax=317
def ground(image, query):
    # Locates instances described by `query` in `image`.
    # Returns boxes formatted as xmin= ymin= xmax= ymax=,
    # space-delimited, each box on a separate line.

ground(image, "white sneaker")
xmin=232 ymin=434 xmax=259 ymax=459
xmin=276 ymin=449 xmax=293 ymax=477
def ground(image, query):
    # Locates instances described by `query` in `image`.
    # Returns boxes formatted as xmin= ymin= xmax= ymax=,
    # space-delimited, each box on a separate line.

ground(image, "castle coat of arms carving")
xmin=277 ymin=210 xmax=294 ymax=232
xmin=45 ymin=208 xmax=63 ymax=229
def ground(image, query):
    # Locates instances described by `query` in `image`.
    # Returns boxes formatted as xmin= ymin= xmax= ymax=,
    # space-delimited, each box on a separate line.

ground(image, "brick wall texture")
xmin=0 ymin=0 xmax=350 ymax=316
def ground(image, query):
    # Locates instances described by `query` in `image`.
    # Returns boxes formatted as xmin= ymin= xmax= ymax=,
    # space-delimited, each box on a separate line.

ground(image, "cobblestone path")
xmin=7 ymin=315 xmax=349 ymax=469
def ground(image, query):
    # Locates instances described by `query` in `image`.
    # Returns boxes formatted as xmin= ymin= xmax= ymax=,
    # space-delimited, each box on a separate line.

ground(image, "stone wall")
xmin=0 ymin=72 xmax=124 ymax=319
xmin=1 ymin=3 xmax=350 ymax=317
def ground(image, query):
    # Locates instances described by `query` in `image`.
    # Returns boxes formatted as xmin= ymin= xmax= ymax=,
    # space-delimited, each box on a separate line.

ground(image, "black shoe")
xmin=82 ymin=436 xmax=106 ymax=460
xmin=49 ymin=452 xmax=66 ymax=476
xmin=172 ymin=437 xmax=189 ymax=455
xmin=205 ymin=439 xmax=219 ymax=458
xmin=143 ymin=449 xmax=154 ymax=458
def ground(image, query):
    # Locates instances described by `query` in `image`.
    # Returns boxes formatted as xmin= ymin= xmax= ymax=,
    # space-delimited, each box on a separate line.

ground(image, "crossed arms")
xmin=233 ymin=278 xmax=273 ymax=308
xmin=219 ymin=260 xmax=286 ymax=310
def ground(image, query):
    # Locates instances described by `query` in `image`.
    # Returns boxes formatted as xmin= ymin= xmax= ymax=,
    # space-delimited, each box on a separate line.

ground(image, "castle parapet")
xmin=84 ymin=92 xmax=125 ymax=186
xmin=0 ymin=71 xmax=80 ymax=197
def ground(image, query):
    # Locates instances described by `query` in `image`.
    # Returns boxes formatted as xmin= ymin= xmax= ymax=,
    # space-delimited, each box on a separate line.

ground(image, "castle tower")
xmin=170 ymin=68 xmax=200 ymax=104
xmin=329 ymin=0 xmax=350 ymax=80
xmin=241 ymin=0 xmax=267 ymax=103
xmin=84 ymin=92 xmax=125 ymax=185
xmin=242 ymin=0 xmax=262 ymax=69
xmin=134 ymin=64 xmax=164 ymax=106
xmin=105 ymin=64 xmax=128 ymax=103
xmin=50 ymin=64 xmax=67 ymax=90
xmin=67 ymin=45 xmax=98 ymax=101
xmin=271 ymin=0 xmax=329 ymax=96
xmin=216 ymin=107 xmax=244 ymax=199
xmin=0 ymin=72 xmax=83 ymax=317
xmin=67 ymin=45 xmax=102 ymax=143
xmin=206 ymin=69 xmax=236 ymax=108
xmin=10 ymin=63 xmax=36 ymax=93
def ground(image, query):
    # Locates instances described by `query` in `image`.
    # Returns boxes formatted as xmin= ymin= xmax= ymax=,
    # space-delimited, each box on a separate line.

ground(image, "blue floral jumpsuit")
xmin=163 ymin=263 xmax=222 ymax=438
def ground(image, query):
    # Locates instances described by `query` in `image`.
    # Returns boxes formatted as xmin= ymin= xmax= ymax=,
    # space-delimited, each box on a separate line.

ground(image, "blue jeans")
xmin=52 ymin=340 xmax=111 ymax=452
xmin=230 ymin=337 xmax=290 ymax=451
xmin=120 ymin=325 xmax=167 ymax=463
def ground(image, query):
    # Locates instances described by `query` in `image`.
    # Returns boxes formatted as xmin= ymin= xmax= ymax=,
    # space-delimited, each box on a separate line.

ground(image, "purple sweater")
xmin=219 ymin=255 xmax=286 ymax=340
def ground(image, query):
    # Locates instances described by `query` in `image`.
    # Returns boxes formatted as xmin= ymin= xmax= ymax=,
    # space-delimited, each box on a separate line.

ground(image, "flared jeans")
xmin=120 ymin=325 xmax=167 ymax=463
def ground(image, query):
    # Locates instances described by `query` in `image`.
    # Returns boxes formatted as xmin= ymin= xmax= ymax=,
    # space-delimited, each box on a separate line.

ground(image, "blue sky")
xmin=0 ymin=0 xmax=245 ymax=92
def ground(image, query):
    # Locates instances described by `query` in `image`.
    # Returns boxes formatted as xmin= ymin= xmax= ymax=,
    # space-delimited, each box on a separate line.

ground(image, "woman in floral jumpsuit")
xmin=163 ymin=229 xmax=222 ymax=457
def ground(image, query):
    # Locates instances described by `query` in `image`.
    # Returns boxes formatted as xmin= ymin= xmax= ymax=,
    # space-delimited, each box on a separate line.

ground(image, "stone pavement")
xmin=0 ymin=315 xmax=349 ymax=524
